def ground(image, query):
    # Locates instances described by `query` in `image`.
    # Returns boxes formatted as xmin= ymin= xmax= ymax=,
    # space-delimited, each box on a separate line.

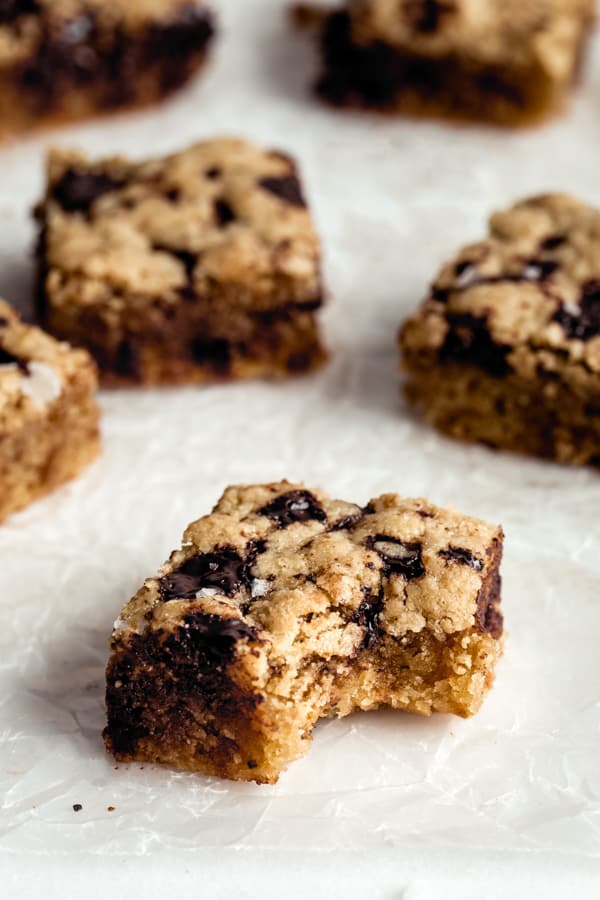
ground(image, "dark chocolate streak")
xmin=368 ymin=535 xmax=425 ymax=580
xmin=259 ymin=490 xmax=327 ymax=527
xmin=354 ymin=587 xmax=385 ymax=649
xmin=475 ymin=538 xmax=503 ymax=639
xmin=258 ymin=175 xmax=306 ymax=208
xmin=439 ymin=546 xmax=484 ymax=571
xmin=318 ymin=11 xmax=528 ymax=112
xmin=14 ymin=5 xmax=214 ymax=114
xmin=554 ymin=280 xmax=600 ymax=341
xmin=52 ymin=168 xmax=124 ymax=213
xmin=403 ymin=0 xmax=456 ymax=33
xmin=0 ymin=346 xmax=28 ymax=372
xmin=104 ymin=612 xmax=261 ymax=758
xmin=439 ymin=313 xmax=511 ymax=377
xmin=159 ymin=541 xmax=266 ymax=601
xmin=433 ymin=258 xmax=559 ymax=303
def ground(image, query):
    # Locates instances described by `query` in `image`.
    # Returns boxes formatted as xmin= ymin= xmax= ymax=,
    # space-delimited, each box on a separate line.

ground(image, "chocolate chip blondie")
xmin=36 ymin=139 xmax=327 ymax=386
xmin=299 ymin=0 xmax=594 ymax=126
xmin=0 ymin=1 xmax=215 ymax=139
xmin=0 ymin=298 xmax=100 ymax=524
xmin=104 ymin=481 xmax=503 ymax=784
xmin=400 ymin=194 xmax=600 ymax=466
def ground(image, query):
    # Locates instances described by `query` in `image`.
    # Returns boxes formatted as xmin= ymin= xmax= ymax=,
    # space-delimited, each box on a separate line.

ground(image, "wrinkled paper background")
xmin=1 ymin=0 xmax=600 ymax=891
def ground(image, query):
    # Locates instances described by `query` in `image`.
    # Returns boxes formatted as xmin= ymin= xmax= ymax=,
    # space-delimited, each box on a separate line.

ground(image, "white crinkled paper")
xmin=1 ymin=0 xmax=600 ymax=879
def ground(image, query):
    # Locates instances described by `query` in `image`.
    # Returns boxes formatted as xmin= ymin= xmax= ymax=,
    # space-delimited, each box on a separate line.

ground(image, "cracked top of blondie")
xmin=112 ymin=481 xmax=503 ymax=675
xmin=0 ymin=298 xmax=97 ymax=430
xmin=401 ymin=194 xmax=600 ymax=381
xmin=347 ymin=0 xmax=594 ymax=72
xmin=40 ymin=138 xmax=321 ymax=316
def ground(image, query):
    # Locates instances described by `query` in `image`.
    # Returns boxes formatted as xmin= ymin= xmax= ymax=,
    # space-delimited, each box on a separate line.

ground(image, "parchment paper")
xmin=1 ymin=0 xmax=600 ymax=882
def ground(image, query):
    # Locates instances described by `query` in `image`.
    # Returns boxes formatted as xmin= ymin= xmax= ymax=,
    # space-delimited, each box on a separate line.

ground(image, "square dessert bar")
xmin=36 ymin=139 xmax=327 ymax=386
xmin=0 ymin=299 xmax=100 ymax=524
xmin=0 ymin=0 xmax=215 ymax=139
xmin=400 ymin=194 xmax=600 ymax=465
xmin=104 ymin=481 xmax=503 ymax=783
xmin=308 ymin=0 xmax=594 ymax=126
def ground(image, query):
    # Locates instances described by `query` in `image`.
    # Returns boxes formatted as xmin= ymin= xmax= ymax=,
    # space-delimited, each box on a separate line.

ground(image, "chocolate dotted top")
xmin=40 ymin=138 xmax=322 ymax=321
xmin=112 ymin=482 xmax=503 ymax=666
xmin=348 ymin=0 xmax=593 ymax=72
xmin=401 ymin=194 xmax=600 ymax=384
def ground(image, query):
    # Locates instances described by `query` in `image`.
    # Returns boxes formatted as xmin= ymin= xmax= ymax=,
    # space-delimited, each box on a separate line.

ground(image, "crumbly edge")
xmin=0 ymin=366 xmax=101 ymax=523
xmin=402 ymin=358 xmax=600 ymax=465
xmin=313 ymin=9 xmax=591 ymax=127
xmin=104 ymin=521 xmax=503 ymax=783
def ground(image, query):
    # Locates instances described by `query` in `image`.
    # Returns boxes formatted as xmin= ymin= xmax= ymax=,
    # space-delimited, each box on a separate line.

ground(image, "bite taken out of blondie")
xmin=104 ymin=481 xmax=503 ymax=784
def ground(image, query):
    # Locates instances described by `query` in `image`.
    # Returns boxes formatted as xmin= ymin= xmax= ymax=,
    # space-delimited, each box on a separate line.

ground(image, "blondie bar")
xmin=36 ymin=138 xmax=327 ymax=386
xmin=400 ymin=194 xmax=600 ymax=465
xmin=0 ymin=298 xmax=100 ymax=524
xmin=0 ymin=1 xmax=215 ymax=139
xmin=104 ymin=481 xmax=503 ymax=783
xmin=300 ymin=0 xmax=594 ymax=126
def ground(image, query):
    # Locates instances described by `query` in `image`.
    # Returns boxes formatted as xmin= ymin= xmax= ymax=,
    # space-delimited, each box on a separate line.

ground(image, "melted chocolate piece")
xmin=205 ymin=166 xmax=221 ymax=179
xmin=475 ymin=539 xmax=503 ymax=639
xmin=189 ymin=337 xmax=230 ymax=371
xmin=440 ymin=313 xmax=511 ymax=377
xmin=0 ymin=0 xmax=38 ymax=23
xmin=0 ymin=346 xmax=28 ymax=372
xmin=540 ymin=234 xmax=566 ymax=251
xmin=159 ymin=547 xmax=250 ymax=600
xmin=214 ymin=199 xmax=236 ymax=226
xmin=52 ymin=168 xmax=124 ymax=213
xmin=258 ymin=175 xmax=306 ymax=208
xmin=403 ymin=0 xmax=456 ymax=33
xmin=554 ymin=281 xmax=600 ymax=341
xmin=354 ymin=587 xmax=384 ymax=649
xmin=259 ymin=490 xmax=327 ymax=527
xmin=439 ymin=546 xmax=484 ymax=571
xmin=368 ymin=535 xmax=425 ymax=580
xmin=329 ymin=512 xmax=364 ymax=532
xmin=114 ymin=339 xmax=141 ymax=380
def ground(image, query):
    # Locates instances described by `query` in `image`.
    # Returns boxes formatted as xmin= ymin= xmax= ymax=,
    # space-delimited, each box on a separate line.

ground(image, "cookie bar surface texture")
xmin=313 ymin=0 xmax=594 ymax=125
xmin=36 ymin=139 xmax=327 ymax=386
xmin=104 ymin=481 xmax=503 ymax=784
xmin=0 ymin=298 xmax=100 ymax=524
xmin=0 ymin=0 xmax=215 ymax=138
xmin=400 ymin=194 xmax=600 ymax=465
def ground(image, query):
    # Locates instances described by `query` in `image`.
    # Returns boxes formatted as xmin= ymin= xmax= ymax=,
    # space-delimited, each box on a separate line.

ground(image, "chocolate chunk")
xmin=369 ymin=535 xmax=425 ymax=580
xmin=258 ymin=175 xmax=306 ymax=208
xmin=440 ymin=313 xmax=511 ymax=377
xmin=475 ymin=539 xmax=503 ymax=639
xmin=189 ymin=337 xmax=230 ymax=371
xmin=329 ymin=512 xmax=364 ymax=532
xmin=205 ymin=167 xmax=221 ymax=179
xmin=259 ymin=490 xmax=327 ymax=527
xmin=214 ymin=199 xmax=236 ymax=226
xmin=521 ymin=259 xmax=559 ymax=281
xmin=52 ymin=168 xmax=124 ymax=213
xmin=72 ymin=803 xmax=82 ymax=812
xmin=554 ymin=281 xmax=600 ymax=341
xmin=0 ymin=0 xmax=38 ymax=24
xmin=354 ymin=587 xmax=384 ymax=649
xmin=0 ymin=346 xmax=28 ymax=373
xmin=403 ymin=0 xmax=456 ymax=33
xmin=540 ymin=235 xmax=566 ymax=251
xmin=247 ymin=759 xmax=258 ymax=769
xmin=439 ymin=546 xmax=484 ymax=571
xmin=114 ymin=338 xmax=141 ymax=380
xmin=159 ymin=547 xmax=252 ymax=600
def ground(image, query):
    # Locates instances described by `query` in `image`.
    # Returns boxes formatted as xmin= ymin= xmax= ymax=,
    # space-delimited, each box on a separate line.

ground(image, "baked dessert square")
xmin=299 ymin=0 xmax=594 ymax=126
xmin=0 ymin=1 xmax=215 ymax=139
xmin=36 ymin=138 xmax=327 ymax=386
xmin=0 ymin=298 xmax=100 ymax=525
xmin=104 ymin=481 xmax=503 ymax=784
xmin=400 ymin=194 xmax=600 ymax=466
